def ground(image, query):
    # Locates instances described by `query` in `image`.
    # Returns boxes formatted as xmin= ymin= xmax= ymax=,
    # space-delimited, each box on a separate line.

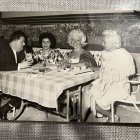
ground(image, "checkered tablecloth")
xmin=0 ymin=69 xmax=95 ymax=108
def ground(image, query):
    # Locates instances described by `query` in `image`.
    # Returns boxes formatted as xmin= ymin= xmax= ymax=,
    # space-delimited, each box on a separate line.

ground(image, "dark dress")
xmin=58 ymin=49 xmax=97 ymax=120
xmin=66 ymin=50 xmax=97 ymax=67
xmin=79 ymin=50 xmax=97 ymax=67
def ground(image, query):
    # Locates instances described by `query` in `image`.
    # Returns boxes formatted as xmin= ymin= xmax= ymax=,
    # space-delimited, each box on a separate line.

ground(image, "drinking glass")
xmin=25 ymin=53 xmax=33 ymax=62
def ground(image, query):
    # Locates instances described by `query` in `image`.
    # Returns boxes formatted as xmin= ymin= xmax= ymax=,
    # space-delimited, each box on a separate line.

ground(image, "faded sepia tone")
xmin=0 ymin=0 xmax=140 ymax=139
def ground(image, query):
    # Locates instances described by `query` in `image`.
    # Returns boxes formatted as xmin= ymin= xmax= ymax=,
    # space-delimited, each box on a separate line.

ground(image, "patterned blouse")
xmin=33 ymin=49 xmax=64 ymax=64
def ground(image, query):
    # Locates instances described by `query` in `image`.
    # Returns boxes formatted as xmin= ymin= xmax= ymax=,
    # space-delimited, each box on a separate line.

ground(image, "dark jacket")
xmin=0 ymin=39 xmax=25 ymax=71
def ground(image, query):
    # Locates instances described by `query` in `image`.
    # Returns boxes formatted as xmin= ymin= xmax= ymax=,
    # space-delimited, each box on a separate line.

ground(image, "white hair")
xmin=68 ymin=29 xmax=86 ymax=46
xmin=102 ymin=30 xmax=121 ymax=49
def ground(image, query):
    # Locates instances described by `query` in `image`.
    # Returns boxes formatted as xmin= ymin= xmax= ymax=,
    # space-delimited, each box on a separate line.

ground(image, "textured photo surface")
xmin=0 ymin=0 xmax=140 ymax=139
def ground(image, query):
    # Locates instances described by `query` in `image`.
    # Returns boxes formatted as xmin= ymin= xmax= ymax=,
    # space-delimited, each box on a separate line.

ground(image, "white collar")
xmin=11 ymin=48 xmax=17 ymax=63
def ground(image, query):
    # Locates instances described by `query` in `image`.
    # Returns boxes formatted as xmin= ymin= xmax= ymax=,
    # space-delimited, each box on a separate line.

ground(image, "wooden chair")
xmin=65 ymin=86 xmax=82 ymax=121
xmin=56 ymin=86 xmax=82 ymax=122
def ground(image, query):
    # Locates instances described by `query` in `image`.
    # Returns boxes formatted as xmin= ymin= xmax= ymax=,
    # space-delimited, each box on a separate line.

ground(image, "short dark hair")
xmin=9 ymin=31 xmax=26 ymax=43
xmin=39 ymin=32 xmax=56 ymax=49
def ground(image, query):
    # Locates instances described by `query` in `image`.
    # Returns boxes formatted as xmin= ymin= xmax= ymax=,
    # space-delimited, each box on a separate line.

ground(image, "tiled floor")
xmin=14 ymin=105 xmax=140 ymax=123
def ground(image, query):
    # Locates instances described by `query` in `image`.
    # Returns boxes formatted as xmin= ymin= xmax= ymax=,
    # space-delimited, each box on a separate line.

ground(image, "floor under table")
xmin=15 ymin=105 xmax=140 ymax=123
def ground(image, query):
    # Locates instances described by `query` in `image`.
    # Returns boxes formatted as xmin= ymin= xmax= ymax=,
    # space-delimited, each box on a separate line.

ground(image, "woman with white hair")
xmin=58 ymin=29 xmax=97 ymax=118
xmin=88 ymin=30 xmax=136 ymax=122
xmin=65 ymin=29 xmax=97 ymax=67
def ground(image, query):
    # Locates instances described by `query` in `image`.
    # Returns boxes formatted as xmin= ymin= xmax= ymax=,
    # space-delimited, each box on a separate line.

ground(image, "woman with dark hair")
xmin=34 ymin=32 xmax=63 ymax=64
xmin=39 ymin=32 xmax=56 ymax=49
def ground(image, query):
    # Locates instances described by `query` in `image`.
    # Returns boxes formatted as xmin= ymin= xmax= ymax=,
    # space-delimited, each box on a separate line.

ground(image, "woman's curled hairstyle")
xmin=39 ymin=32 xmax=56 ymax=49
xmin=68 ymin=29 xmax=87 ymax=47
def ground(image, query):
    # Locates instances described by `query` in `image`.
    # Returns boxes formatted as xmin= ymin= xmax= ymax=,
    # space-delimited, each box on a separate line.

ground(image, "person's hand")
xmin=27 ymin=58 xmax=34 ymax=64
xmin=19 ymin=59 xmax=33 ymax=69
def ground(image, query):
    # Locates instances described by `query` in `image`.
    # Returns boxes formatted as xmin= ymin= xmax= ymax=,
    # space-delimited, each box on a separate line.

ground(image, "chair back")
xmin=89 ymin=51 xmax=102 ymax=66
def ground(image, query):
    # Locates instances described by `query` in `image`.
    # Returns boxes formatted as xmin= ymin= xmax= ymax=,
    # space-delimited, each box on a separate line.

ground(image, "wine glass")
xmin=25 ymin=53 xmax=33 ymax=62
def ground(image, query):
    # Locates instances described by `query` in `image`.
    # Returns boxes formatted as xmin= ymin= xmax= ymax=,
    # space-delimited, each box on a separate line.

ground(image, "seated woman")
xmin=88 ymin=30 xmax=136 ymax=122
xmin=58 ymin=29 xmax=98 ymax=119
xmin=33 ymin=32 xmax=63 ymax=65
xmin=65 ymin=29 xmax=97 ymax=68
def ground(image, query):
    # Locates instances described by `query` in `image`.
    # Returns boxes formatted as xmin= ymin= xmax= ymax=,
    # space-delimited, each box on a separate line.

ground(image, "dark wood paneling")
xmin=1 ymin=12 xmax=138 ymax=25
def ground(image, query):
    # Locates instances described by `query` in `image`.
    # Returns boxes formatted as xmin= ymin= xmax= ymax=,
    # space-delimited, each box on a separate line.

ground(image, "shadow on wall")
xmin=85 ymin=44 xmax=104 ymax=51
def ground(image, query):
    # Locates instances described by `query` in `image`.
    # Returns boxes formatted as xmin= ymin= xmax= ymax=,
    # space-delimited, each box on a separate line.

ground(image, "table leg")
xmin=78 ymin=86 xmax=82 ymax=122
xmin=66 ymin=90 xmax=70 ymax=121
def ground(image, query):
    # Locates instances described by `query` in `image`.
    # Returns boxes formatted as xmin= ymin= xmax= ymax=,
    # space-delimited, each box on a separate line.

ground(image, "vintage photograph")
xmin=0 ymin=0 xmax=140 ymax=139
xmin=0 ymin=11 xmax=140 ymax=123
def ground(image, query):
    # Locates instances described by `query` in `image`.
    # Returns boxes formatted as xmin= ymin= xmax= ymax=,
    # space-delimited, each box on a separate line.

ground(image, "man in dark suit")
xmin=0 ymin=31 xmax=32 ymax=71
xmin=0 ymin=31 xmax=33 ymax=120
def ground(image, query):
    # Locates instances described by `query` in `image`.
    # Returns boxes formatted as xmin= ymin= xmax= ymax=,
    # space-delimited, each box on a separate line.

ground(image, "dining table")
xmin=0 ymin=64 xmax=97 ymax=121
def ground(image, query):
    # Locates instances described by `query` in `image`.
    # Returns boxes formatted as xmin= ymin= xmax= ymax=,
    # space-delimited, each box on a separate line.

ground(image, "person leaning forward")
xmin=0 ymin=31 xmax=33 ymax=120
